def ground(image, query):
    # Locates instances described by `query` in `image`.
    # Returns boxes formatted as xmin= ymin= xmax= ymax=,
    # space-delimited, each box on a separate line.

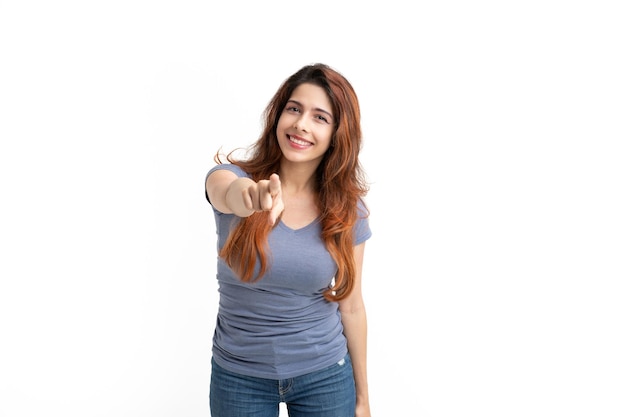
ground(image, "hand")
xmin=241 ymin=173 xmax=284 ymax=225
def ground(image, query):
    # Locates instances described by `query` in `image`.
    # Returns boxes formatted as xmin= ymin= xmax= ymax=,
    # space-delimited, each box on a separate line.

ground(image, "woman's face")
xmin=275 ymin=82 xmax=335 ymax=166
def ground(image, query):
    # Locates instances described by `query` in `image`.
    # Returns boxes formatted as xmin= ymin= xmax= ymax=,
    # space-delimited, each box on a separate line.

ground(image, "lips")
xmin=288 ymin=135 xmax=313 ymax=147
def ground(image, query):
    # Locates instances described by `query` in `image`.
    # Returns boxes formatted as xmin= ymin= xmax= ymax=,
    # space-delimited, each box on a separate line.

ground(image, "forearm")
xmin=341 ymin=307 xmax=369 ymax=404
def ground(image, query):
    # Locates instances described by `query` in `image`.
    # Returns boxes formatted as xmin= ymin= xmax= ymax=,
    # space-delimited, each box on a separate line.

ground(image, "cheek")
xmin=275 ymin=115 xmax=291 ymax=135
xmin=317 ymin=127 xmax=335 ymax=145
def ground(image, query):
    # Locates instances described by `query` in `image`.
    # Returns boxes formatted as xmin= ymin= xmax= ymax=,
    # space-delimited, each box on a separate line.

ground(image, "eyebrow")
xmin=287 ymin=99 xmax=334 ymax=120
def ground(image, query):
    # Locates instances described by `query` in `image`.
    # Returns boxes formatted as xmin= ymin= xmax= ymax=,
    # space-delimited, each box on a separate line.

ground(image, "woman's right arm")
xmin=206 ymin=169 xmax=256 ymax=216
xmin=206 ymin=169 xmax=284 ymax=224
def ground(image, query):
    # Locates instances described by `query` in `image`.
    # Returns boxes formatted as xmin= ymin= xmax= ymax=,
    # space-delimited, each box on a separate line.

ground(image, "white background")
xmin=1 ymin=1 xmax=625 ymax=416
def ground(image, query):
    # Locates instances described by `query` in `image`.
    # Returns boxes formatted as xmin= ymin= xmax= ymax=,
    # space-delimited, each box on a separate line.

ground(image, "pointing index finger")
xmin=269 ymin=173 xmax=281 ymax=196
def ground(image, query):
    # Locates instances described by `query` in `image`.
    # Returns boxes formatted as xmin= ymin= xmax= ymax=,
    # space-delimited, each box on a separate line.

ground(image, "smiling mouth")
xmin=288 ymin=135 xmax=313 ymax=146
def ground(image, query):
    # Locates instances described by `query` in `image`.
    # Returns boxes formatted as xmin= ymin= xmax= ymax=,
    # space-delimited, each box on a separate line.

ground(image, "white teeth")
xmin=289 ymin=136 xmax=311 ymax=146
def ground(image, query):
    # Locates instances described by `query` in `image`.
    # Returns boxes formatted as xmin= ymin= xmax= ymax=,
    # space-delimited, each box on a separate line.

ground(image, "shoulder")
xmin=354 ymin=198 xmax=372 ymax=245
xmin=356 ymin=197 xmax=370 ymax=218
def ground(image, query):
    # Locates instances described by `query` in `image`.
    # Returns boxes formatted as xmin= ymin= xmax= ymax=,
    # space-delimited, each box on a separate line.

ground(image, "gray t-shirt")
xmin=206 ymin=164 xmax=372 ymax=379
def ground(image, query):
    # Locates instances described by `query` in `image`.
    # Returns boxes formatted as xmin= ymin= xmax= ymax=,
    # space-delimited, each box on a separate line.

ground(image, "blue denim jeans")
xmin=210 ymin=354 xmax=356 ymax=417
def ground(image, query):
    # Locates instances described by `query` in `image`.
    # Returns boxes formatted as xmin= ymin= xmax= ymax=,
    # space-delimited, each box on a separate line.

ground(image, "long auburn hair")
xmin=215 ymin=63 xmax=369 ymax=301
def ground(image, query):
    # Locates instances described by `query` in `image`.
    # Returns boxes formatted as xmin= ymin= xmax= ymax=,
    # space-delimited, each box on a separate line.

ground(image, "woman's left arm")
xmin=339 ymin=242 xmax=371 ymax=417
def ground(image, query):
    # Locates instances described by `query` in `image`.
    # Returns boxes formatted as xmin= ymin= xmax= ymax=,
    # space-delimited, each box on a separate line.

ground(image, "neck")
xmin=278 ymin=161 xmax=319 ymax=194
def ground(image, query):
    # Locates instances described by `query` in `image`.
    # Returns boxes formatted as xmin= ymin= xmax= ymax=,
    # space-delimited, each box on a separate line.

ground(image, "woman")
xmin=205 ymin=63 xmax=372 ymax=417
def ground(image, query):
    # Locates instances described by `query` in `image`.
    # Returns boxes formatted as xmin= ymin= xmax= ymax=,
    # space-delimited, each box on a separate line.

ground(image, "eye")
xmin=315 ymin=114 xmax=329 ymax=123
xmin=285 ymin=105 xmax=300 ymax=113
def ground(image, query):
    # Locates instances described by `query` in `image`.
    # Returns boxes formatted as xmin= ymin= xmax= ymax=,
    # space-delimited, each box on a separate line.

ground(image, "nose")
xmin=293 ymin=115 xmax=308 ymax=132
